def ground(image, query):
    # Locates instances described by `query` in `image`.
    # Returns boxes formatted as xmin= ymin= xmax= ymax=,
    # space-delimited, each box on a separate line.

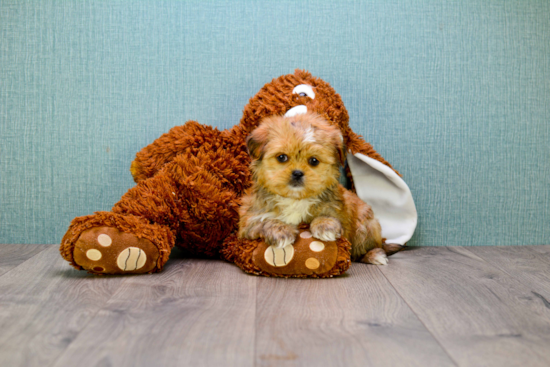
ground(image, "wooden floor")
xmin=1 ymin=245 xmax=550 ymax=367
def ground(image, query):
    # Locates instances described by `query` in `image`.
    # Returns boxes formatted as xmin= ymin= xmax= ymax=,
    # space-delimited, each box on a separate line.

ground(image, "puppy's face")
xmin=247 ymin=112 xmax=345 ymax=199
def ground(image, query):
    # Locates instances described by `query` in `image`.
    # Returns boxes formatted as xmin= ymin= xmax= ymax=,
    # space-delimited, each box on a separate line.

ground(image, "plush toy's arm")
xmin=130 ymin=121 xmax=221 ymax=182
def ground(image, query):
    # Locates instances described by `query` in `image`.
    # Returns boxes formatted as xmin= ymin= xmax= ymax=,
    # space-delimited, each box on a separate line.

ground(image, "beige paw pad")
xmin=86 ymin=249 xmax=102 ymax=261
xmin=309 ymin=241 xmax=325 ymax=252
xmin=117 ymin=247 xmax=147 ymax=271
xmin=300 ymin=231 xmax=312 ymax=239
xmin=305 ymin=257 xmax=320 ymax=270
xmin=265 ymin=244 xmax=294 ymax=267
xmin=97 ymin=234 xmax=112 ymax=247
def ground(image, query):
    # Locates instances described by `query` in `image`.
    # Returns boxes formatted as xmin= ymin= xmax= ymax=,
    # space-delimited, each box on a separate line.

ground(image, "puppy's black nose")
xmin=292 ymin=170 xmax=304 ymax=179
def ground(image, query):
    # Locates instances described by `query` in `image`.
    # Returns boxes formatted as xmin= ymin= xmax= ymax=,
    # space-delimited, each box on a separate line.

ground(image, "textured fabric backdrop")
xmin=1 ymin=1 xmax=549 ymax=246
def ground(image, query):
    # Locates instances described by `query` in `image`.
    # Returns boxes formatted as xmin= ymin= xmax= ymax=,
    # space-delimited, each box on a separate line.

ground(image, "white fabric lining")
xmin=347 ymin=153 xmax=417 ymax=245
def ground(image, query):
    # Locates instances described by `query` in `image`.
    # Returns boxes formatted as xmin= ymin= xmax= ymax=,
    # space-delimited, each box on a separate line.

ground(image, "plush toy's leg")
xmin=116 ymin=153 xmax=242 ymax=257
xmin=221 ymin=226 xmax=353 ymax=278
xmin=60 ymin=212 xmax=175 ymax=274
xmin=129 ymin=121 xmax=223 ymax=183
xmin=61 ymin=152 xmax=242 ymax=274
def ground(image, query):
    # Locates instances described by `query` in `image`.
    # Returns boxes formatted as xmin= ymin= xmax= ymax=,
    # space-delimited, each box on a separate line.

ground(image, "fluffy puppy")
xmin=238 ymin=112 xmax=388 ymax=265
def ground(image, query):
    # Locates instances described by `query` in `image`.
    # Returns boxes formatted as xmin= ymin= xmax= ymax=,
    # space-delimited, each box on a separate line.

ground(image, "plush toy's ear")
xmin=246 ymin=125 xmax=269 ymax=160
xmin=347 ymin=152 xmax=417 ymax=246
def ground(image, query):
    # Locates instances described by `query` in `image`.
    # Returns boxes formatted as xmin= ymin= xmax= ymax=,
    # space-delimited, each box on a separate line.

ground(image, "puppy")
xmin=238 ymin=112 xmax=388 ymax=265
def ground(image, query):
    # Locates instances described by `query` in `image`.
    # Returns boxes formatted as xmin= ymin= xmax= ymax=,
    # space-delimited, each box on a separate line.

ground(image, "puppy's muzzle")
xmin=290 ymin=170 xmax=305 ymax=187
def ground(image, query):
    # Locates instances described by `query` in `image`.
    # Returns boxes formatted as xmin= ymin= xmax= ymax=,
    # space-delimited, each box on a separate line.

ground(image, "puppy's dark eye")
xmin=308 ymin=157 xmax=319 ymax=166
xmin=298 ymin=92 xmax=307 ymax=97
xmin=277 ymin=154 xmax=289 ymax=163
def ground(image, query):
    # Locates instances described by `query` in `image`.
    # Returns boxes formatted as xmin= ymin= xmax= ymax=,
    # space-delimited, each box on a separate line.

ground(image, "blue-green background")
xmin=1 ymin=1 xmax=549 ymax=246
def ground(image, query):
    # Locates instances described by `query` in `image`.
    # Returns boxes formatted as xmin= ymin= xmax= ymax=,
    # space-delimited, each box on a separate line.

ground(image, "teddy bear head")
xmin=239 ymin=70 xmax=351 ymax=140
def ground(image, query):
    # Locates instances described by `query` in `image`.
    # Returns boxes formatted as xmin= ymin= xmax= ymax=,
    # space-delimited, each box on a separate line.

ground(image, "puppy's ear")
xmin=246 ymin=126 xmax=269 ymax=160
xmin=335 ymin=133 xmax=346 ymax=166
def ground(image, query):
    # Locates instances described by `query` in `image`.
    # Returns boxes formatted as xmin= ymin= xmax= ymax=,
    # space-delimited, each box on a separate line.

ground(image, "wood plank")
xmin=255 ymin=264 xmax=456 ymax=367
xmin=0 ymin=246 xmax=126 ymax=367
xmin=379 ymin=247 xmax=550 ymax=367
xmin=469 ymin=246 xmax=550 ymax=305
xmin=0 ymin=244 xmax=49 ymax=277
xmin=52 ymin=256 xmax=257 ymax=367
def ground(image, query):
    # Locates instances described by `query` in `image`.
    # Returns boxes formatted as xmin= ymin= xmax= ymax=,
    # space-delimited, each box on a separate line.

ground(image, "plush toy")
xmin=222 ymin=225 xmax=353 ymax=278
xmin=60 ymin=70 xmax=417 ymax=277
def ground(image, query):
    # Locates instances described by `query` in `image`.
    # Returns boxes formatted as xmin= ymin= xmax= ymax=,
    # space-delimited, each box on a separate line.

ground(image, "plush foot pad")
xmin=252 ymin=229 xmax=340 ymax=276
xmin=73 ymin=227 xmax=160 ymax=274
xmin=222 ymin=226 xmax=352 ymax=278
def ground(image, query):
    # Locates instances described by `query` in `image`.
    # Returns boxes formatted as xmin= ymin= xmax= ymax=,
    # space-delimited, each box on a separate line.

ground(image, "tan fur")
xmin=239 ymin=112 xmax=384 ymax=262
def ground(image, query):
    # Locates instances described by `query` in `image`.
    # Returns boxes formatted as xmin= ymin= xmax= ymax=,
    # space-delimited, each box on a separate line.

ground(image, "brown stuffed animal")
xmin=60 ymin=70 xmax=405 ymax=277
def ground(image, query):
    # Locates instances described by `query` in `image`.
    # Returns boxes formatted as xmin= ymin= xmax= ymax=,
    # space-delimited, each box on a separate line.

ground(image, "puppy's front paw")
xmin=310 ymin=217 xmax=342 ymax=242
xmin=263 ymin=222 xmax=299 ymax=248
xmin=271 ymin=234 xmax=295 ymax=249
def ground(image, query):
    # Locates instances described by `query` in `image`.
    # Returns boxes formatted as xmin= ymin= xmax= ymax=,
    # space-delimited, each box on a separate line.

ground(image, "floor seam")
xmin=375 ymin=265 xmax=461 ymax=367
xmin=0 ymin=244 xmax=52 ymax=281
xmin=47 ymin=275 xmax=132 ymax=367
xmin=253 ymin=276 xmax=258 ymax=367
xmin=466 ymin=247 xmax=531 ymax=281
xmin=466 ymin=247 xmax=550 ymax=319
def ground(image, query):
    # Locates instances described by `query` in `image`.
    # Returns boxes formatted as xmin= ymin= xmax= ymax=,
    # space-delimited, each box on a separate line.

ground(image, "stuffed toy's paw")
xmin=60 ymin=212 xmax=174 ymax=275
xmin=221 ymin=225 xmax=351 ymax=278
xmin=72 ymin=227 xmax=159 ymax=274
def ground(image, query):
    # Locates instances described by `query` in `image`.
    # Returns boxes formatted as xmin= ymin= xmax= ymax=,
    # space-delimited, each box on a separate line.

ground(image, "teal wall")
xmin=1 ymin=1 xmax=549 ymax=246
